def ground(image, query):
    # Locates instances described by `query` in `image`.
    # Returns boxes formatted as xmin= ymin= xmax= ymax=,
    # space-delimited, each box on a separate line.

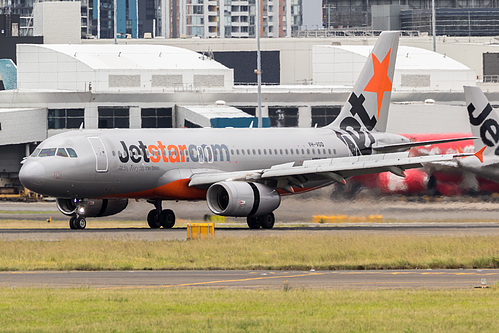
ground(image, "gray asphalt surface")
xmin=0 ymin=270 xmax=496 ymax=290
xmin=0 ymin=223 xmax=498 ymax=241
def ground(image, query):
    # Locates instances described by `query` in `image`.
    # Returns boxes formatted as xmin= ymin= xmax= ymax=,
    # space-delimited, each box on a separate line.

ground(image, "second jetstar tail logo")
xmin=468 ymin=102 xmax=499 ymax=156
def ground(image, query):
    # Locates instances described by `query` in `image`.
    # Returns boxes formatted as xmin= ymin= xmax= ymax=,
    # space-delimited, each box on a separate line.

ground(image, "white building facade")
xmin=17 ymin=44 xmax=234 ymax=92
xmin=313 ymin=45 xmax=476 ymax=92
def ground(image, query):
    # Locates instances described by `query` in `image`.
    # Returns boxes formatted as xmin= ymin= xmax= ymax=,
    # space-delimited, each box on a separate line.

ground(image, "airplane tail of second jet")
xmin=464 ymin=85 xmax=499 ymax=157
xmin=326 ymin=31 xmax=399 ymax=133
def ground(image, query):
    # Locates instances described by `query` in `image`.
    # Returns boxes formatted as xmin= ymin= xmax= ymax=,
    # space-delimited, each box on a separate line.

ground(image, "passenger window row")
xmin=229 ymin=148 xmax=335 ymax=156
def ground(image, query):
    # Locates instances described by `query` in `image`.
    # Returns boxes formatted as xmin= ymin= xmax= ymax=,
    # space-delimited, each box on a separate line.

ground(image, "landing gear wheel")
xmin=247 ymin=216 xmax=261 ymax=229
xmin=259 ymin=213 xmax=275 ymax=229
xmin=159 ymin=209 xmax=175 ymax=228
xmin=69 ymin=216 xmax=77 ymax=230
xmin=147 ymin=209 xmax=161 ymax=229
xmin=70 ymin=216 xmax=86 ymax=229
xmin=76 ymin=217 xmax=86 ymax=229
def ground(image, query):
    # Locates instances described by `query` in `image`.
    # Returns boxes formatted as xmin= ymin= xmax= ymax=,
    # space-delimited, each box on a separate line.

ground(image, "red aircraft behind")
xmin=346 ymin=133 xmax=499 ymax=196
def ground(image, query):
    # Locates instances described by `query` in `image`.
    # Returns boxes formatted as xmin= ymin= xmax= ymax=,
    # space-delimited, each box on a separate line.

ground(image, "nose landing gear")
xmin=147 ymin=200 xmax=176 ymax=229
xmin=69 ymin=216 xmax=87 ymax=230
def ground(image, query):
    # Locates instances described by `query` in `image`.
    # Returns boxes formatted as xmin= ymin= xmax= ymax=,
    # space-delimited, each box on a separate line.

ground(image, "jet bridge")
xmin=176 ymin=104 xmax=270 ymax=128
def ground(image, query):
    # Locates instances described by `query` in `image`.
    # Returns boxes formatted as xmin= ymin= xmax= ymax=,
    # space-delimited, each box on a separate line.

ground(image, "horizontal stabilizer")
xmin=474 ymin=146 xmax=486 ymax=163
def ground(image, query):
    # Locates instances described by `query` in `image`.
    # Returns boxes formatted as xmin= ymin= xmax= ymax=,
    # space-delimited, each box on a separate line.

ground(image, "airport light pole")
xmin=114 ymin=0 xmax=117 ymax=44
xmin=97 ymin=0 xmax=101 ymax=39
xmin=256 ymin=0 xmax=262 ymax=128
xmin=432 ymin=0 xmax=436 ymax=52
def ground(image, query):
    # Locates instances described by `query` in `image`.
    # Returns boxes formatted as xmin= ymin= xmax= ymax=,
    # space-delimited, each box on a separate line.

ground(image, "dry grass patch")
xmin=0 ymin=234 xmax=497 ymax=271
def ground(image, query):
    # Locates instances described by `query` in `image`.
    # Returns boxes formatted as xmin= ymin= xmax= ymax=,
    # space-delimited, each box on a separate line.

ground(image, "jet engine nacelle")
xmin=56 ymin=198 xmax=128 ymax=217
xmin=206 ymin=181 xmax=281 ymax=217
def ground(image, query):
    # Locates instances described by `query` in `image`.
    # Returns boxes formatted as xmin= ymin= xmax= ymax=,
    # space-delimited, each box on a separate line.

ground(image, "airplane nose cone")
xmin=19 ymin=161 xmax=46 ymax=190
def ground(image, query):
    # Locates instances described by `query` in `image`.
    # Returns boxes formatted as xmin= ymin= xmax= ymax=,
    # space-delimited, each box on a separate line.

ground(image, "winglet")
xmin=457 ymin=146 xmax=463 ymax=154
xmin=474 ymin=146 xmax=486 ymax=163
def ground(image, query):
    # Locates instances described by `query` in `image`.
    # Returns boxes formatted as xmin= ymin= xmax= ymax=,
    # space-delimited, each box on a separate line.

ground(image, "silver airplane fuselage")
xmin=19 ymin=127 xmax=408 ymax=200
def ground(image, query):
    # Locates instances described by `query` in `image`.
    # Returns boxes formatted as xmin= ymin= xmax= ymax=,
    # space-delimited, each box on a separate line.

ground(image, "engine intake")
xmin=206 ymin=181 xmax=280 ymax=217
xmin=56 ymin=198 xmax=128 ymax=217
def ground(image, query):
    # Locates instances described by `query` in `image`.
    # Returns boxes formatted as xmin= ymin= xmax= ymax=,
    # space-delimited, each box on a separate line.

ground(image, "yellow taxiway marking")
xmin=97 ymin=272 xmax=326 ymax=290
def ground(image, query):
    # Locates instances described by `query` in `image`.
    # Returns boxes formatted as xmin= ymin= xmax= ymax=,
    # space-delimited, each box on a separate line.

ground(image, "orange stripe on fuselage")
xmin=109 ymin=180 xmax=322 ymax=200
xmin=110 ymin=179 xmax=207 ymax=200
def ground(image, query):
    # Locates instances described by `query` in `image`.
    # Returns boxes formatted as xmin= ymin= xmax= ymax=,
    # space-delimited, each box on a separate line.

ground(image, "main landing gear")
xmin=147 ymin=200 xmax=176 ymax=229
xmin=69 ymin=215 xmax=86 ymax=230
xmin=246 ymin=212 xmax=275 ymax=229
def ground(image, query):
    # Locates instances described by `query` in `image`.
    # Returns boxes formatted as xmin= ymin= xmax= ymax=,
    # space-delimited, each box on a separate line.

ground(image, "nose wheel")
xmin=69 ymin=216 xmax=87 ymax=230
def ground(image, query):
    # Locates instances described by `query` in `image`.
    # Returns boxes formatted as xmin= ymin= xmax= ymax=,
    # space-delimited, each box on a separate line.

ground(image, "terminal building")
xmin=2 ymin=25 xmax=499 ymax=192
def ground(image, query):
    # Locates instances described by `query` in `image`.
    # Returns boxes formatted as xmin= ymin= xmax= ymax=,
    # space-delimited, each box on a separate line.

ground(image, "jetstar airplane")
xmin=18 ymin=31 xmax=476 ymax=230
xmin=380 ymin=86 xmax=499 ymax=196
xmin=456 ymin=86 xmax=499 ymax=180
xmin=336 ymin=86 xmax=499 ymax=197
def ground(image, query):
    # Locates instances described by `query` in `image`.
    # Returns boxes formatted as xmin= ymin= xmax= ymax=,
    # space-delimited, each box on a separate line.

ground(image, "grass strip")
xmin=0 ymin=287 xmax=496 ymax=332
xmin=0 ymin=235 xmax=497 ymax=271
xmin=0 ymin=211 xmax=57 ymax=215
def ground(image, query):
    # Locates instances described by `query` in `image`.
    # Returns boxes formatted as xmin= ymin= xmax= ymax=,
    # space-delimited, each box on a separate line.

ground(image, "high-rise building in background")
xmin=0 ymin=0 xmax=91 ymax=37
xmin=322 ymin=0 xmax=499 ymax=36
xmin=0 ymin=0 xmax=134 ymax=39
xmin=160 ymin=0 xmax=302 ymax=38
xmin=2 ymin=0 xmax=498 ymax=39
xmin=91 ymin=0 xmax=138 ymax=38
xmin=0 ymin=0 xmax=302 ymax=39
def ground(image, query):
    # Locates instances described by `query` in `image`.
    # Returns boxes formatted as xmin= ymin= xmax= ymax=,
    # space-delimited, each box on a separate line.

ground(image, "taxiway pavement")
xmin=0 ymin=223 xmax=498 ymax=241
xmin=0 ymin=270 xmax=496 ymax=290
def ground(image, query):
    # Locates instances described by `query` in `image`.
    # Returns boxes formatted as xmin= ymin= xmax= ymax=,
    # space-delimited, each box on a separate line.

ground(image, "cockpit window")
xmin=57 ymin=148 xmax=69 ymax=157
xmin=30 ymin=148 xmax=41 ymax=157
xmin=39 ymin=148 xmax=56 ymax=157
xmin=66 ymin=148 xmax=78 ymax=158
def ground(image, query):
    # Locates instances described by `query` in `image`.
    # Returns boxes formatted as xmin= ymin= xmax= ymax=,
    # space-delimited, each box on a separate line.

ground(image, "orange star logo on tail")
xmin=364 ymin=49 xmax=393 ymax=118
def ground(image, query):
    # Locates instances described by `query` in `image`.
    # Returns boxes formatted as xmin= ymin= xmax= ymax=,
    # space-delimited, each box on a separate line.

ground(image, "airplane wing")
xmin=372 ymin=136 xmax=476 ymax=153
xmin=189 ymin=152 xmax=474 ymax=189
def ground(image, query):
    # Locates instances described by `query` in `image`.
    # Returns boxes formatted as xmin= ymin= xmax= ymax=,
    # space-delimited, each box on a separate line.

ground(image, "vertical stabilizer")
xmin=327 ymin=31 xmax=399 ymax=133
xmin=464 ymin=85 xmax=499 ymax=156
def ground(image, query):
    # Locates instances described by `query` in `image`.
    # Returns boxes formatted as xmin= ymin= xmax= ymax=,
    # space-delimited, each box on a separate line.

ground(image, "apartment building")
xmin=161 ymin=0 xmax=302 ymax=38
